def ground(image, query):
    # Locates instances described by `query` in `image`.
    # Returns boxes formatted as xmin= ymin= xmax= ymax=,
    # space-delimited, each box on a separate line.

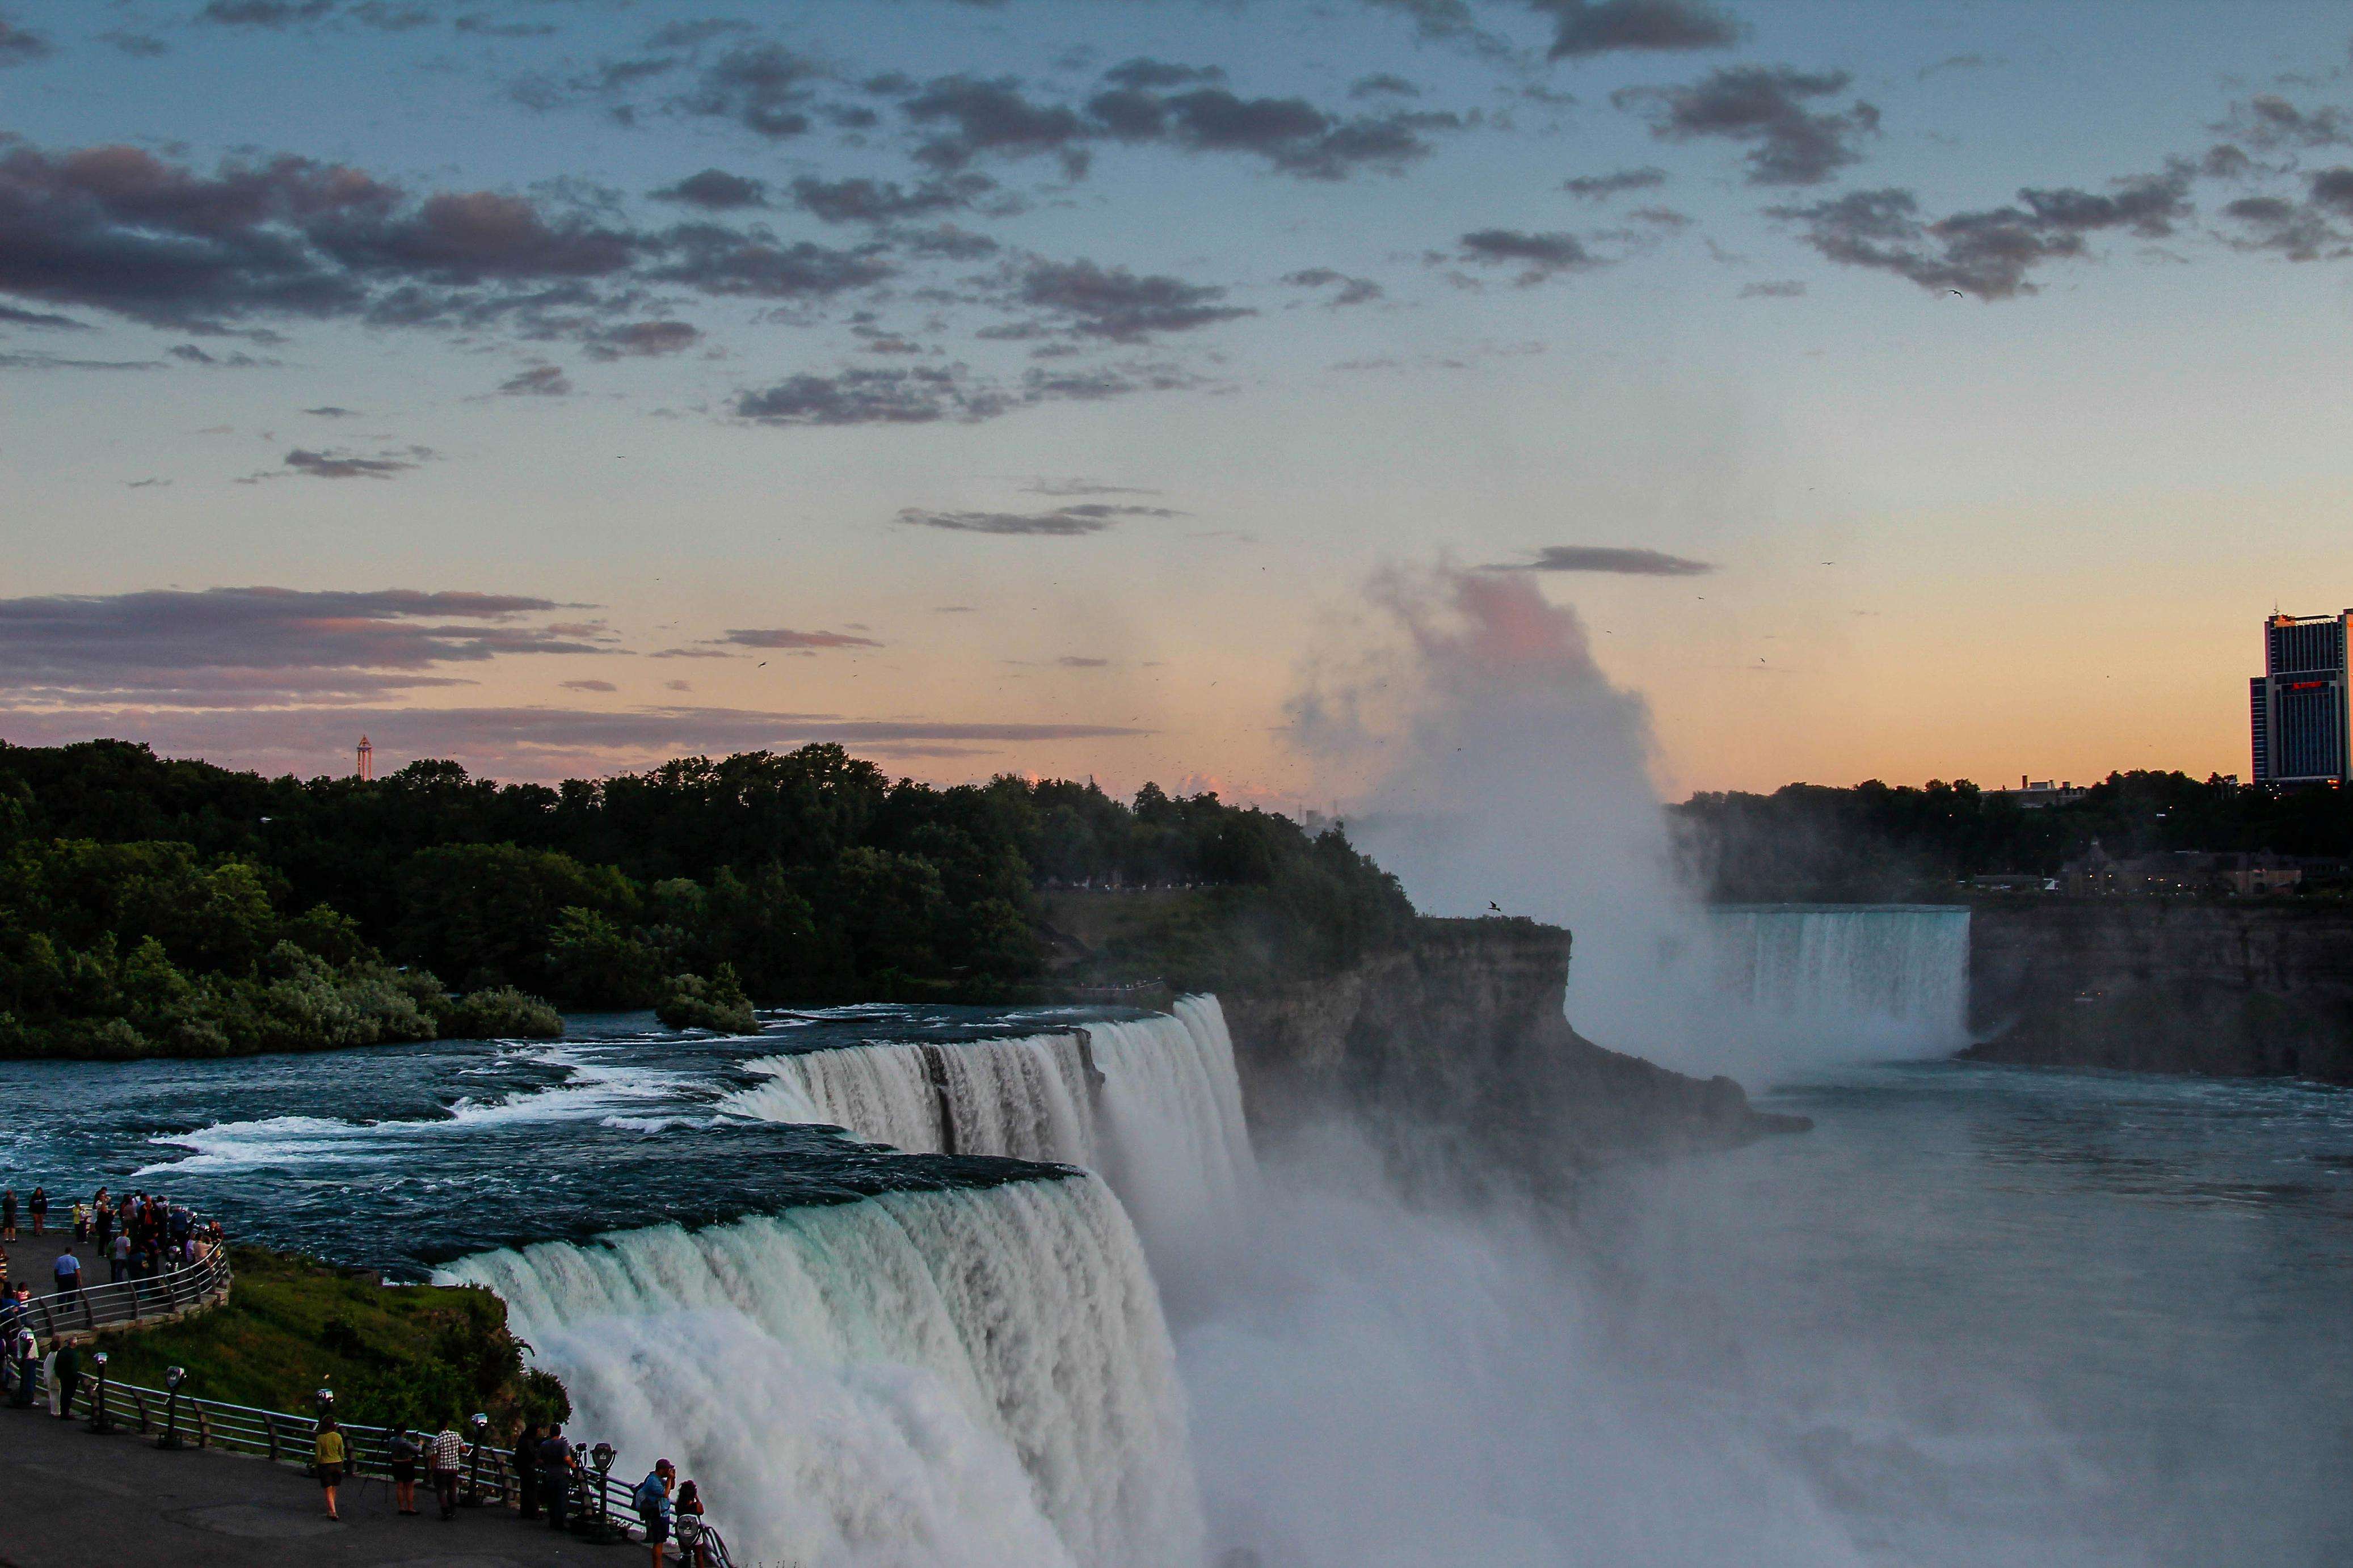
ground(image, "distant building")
xmin=1988 ymin=777 xmax=2085 ymax=809
xmin=356 ymin=735 xmax=374 ymax=782
xmin=2250 ymin=610 xmax=2353 ymax=785
xmin=2061 ymin=845 xmax=2307 ymax=897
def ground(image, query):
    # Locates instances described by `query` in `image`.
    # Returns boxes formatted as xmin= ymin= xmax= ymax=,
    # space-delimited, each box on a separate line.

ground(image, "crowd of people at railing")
xmin=0 ymin=1190 xmax=725 ymax=1564
xmin=0 ymin=1184 xmax=222 ymax=1310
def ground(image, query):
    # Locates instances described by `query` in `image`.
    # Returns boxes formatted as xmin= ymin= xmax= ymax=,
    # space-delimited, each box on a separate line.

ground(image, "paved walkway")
xmin=0 ymin=1399 xmax=630 ymax=1568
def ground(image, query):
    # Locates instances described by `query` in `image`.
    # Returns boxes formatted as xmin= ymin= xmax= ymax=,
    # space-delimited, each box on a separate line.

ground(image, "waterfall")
xmin=1708 ymin=905 xmax=1971 ymax=1056
xmin=730 ymin=1032 xmax=1099 ymax=1164
xmin=1086 ymin=996 xmax=1258 ymax=1262
xmin=441 ymin=1174 xmax=1204 ymax=1568
xmin=727 ymin=998 xmax=1258 ymax=1259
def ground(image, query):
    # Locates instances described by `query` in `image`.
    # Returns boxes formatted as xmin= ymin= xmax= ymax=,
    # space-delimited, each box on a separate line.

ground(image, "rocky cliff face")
xmin=1965 ymin=900 xmax=2353 ymax=1085
xmin=1219 ymin=916 xmax=1793 ymax=1183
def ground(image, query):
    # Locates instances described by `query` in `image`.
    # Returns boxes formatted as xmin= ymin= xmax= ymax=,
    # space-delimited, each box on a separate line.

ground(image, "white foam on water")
xmin=440 ymin=1174 xmax=1204 ymax=1568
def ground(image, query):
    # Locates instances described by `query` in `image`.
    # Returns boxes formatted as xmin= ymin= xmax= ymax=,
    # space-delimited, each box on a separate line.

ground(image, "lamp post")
xmin=463 ymin=1411 xmax=489 ymax=1506
xmin=87 ymin=1351 xmax=115 ymax=1434
xmin=157 ymin=1365 xmax=187 ymax=1450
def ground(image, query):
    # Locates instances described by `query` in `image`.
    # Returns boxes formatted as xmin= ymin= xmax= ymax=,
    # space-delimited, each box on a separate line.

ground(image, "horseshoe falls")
xmin=443 ymin=1173 xmax=1202 ymax=1568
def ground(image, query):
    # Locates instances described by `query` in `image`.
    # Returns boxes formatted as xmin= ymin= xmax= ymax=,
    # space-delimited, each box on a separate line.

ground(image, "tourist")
xmin=1 ymin=1188 xmax=15 ymax=1242
xmin=93 ymin=1193 xmax=112 ymax=1253
xmin=48 ymin=1339 xmax=77 ymax=1418
xmin=674 ymin=1479 xmax=710 ymax=1566
xmin=513 ymin=1421 xmax=543 ymax=1520
xmin=70 ymin=1202 xmax=87 ymax=1242
xmin=431 ymin=1420 xmax=466 ymax=1520
xmin=633 ymin=1459 xmax=675 ymax=1565
xmin=314 ymin=1414 xmax=350 ymax=1522
xmin=51 ymin=1245 xmax=81 ymax=1300
xmin=538 ymin=1423 xmax=576 ymax=1532
xmin=7 ymin=1325 xmax=35 ymax=1408
xmin=26 ymin=1187 xmax=45 ymax=1237
xmin=0 ymin=1242 xmax=9 ymax=1298
xmin=109 ymin=1231 xmax=131 ymax=1285
xmin=386 ymin=1426 xmax=423 ymax=1515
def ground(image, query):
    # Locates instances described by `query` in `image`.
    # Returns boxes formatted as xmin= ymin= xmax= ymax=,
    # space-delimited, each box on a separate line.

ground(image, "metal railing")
xmin=5 ymin=1358 xmax=739 ymax=1566
xmin=10 ymin=1247 xmax=233 ymax=1341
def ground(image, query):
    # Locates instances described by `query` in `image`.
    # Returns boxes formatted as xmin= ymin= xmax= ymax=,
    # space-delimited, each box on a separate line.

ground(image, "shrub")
xmin=655 ymin=964 xmax=757 ymax=1034
xmin=441 ymin=986 xmax=562 ymax=1040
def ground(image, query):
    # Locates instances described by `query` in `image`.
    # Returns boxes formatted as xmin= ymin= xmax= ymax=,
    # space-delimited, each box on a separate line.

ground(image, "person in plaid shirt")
xmin=430 ymin=1423 xmax=466 ymax=1520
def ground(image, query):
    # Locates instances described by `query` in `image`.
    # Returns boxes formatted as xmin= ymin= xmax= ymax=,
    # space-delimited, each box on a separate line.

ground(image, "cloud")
xmin=1771 ymin=168 xmax=2195 ymax=298
xmin=1563 ymin=166 xmax=1666 ymax=200
xmin=1533 ymin=0 xmax=1739 ymax=60
xmin=1916 ymin=53 xmax=1993 ymax=81
xmin=648 ymin=224 xmax=890 ymax=298
xmin=647 ymin=646 xmax=740 ymax=660
xmin=893 ymin=503 xmax=1176 ymax=536
xmin=735 ymin=365 xmax=1010 ymax=425
xmin=1101 ymin=58 xmax=1227 ymax=91
xmin=1496 ymin=545 xmax=1715 ymax=575
xmin=270 ymin=445 xmax=433 ymax=479
xmin=676 ymin=43 xmax=819 ymax=138
xmin=789 ymin=174 xmax=988 ymax=224
xmin=1284 ymin=268 xmax=1386 ymax=305
xmin=303 ymin=405 xmax=358 ymax=416
xmin=559 ymin=678 xmax=618 ymax=692
xmin=2219 ymin=194 xmax=2346 ymax=262
xmin=0 ymin=705 xmax=1152 ymax=780
xmin=584 ymin=320 xmax=700 ymax=359
xmin=0 ymin=585 xmax=601 ymax=703
xmin=126 ymin=478 xmax=171 ymax=488
xmin=0 ymin=137 xmax=902 ymax=342
xmin=652 ymin=168 xmax=769 ymax=210
xmin=2228 ymin=95 xmax=2352 ymax=151
xmin=1351 ymin=73 xmax=1421 ymax=99
xmin=1454 ymin=228 xmax=1603 ymax=283
xmin=710 ymin=628 xmax=882 ymax=650
xmin=0 ymin=11 xmax=51 ymax=63
xmin=0 ymin=351 xmax=164 ymax=372
xmin=102 ymin=30 xmax=169 ymax=57
xmin=1614 ymin=66 xmax=1879 ymax=186
xmin=663 ymin=678 xmax=692 ymax=690
xmin=1738 ymin=279 xmax=1805 ymax=297
xmin=499 ymin=364 xmax=571 ymax=396
xmin=169 ymin=343 xmax=279 ymax=367
xmin=1022 ymin=478 xmax=1158 ymax=496
xmin=197 ymin=1 xmax=334 ymax=26
xmin=1055 ymin=655 xmax=1110 ymax=667
xmin=906 ymin=75 xmax=1091 ymax=174
xmin=0 ymin=303 xmax=86 ymax=328
xmin=1018 ymin=259 xmax=1252 ymax=340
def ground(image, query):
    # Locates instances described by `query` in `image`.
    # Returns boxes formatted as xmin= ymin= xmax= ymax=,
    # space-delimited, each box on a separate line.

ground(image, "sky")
xmin=3 ymin=0 xmax=2351 ymax=803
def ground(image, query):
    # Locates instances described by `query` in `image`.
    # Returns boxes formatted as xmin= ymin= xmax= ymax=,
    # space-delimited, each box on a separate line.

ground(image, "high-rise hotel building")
xmin=2251 ymin=611 xmax=2353 ymax=785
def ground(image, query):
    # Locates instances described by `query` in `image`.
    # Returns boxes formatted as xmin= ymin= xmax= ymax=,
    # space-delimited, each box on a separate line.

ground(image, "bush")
xmin=441 ymin=985 xmax=562 ymax=1040
xmin=655 ymin=964 xmax=757 ymax=1034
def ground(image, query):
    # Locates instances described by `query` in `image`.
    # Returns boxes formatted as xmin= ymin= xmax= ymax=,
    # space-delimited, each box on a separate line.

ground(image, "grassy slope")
xmin=86 ymin=1246 xmax=567 ymax=1433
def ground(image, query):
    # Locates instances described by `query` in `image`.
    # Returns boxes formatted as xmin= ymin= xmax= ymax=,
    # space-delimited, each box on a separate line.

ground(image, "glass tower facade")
xmin=2251 ymin=612 xmax=2353 ymax=785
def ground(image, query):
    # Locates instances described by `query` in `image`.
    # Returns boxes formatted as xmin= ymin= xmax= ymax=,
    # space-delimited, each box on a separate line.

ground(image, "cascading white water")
xmin=1085 ymin=996 xmax=1258 ymax=1267
xmin=729 ymin=1032 xmax=1100 ymax=1164
xmin=726 ymin=998 xmax=1258 ymax=1262
xmin=1708 ymin=905 xmax=1971 ymax=1056
xmin=441 ymin=1174 xmax=1204 ymax=1568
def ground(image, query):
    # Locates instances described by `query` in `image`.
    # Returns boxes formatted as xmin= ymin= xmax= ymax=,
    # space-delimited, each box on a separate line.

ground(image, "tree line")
xmin=0 ymin=739 xmax=1411 ymax=1057
xmin=1675 ymin=770 xmax=2353 ymax=901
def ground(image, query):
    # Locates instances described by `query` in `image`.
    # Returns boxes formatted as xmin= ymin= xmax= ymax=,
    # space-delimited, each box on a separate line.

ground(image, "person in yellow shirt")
xmin=315 ymin=1415 xmax=351 ymax=1521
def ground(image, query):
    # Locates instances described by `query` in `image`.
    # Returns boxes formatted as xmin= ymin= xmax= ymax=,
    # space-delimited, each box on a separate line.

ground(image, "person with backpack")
xmin=430 ymin=1421 xmax=465 ymax=1520
xmin=633 ymin=1460 xmax=676 ymax=1565
xmin=385 ymin=1427 xmax=423 ymax=1515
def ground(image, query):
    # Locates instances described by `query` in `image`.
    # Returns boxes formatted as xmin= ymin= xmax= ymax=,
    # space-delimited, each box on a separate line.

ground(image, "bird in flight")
xmin=1488 ymin=901 xmax=1502 ymax=913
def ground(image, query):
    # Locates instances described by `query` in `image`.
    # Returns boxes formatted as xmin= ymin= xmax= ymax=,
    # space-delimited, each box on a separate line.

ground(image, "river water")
xmin=0 ymin=1003 xmax=2346 ymax=1565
